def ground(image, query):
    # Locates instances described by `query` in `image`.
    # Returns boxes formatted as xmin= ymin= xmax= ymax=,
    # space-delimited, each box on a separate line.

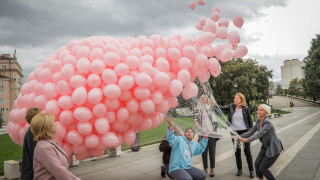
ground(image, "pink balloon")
xmin=117 ymin=107 xmax=129 ymax=122
xmin=76 ymin=46 xmax=90 ymax=58
xmin=197 ymin=32 xmax=216 ymax=46
xmin=72 ymin=86 xmax=87 ymax=105
xmin=114 ymin=63 xmax=129 ymax=77
xmin=77 ymin=122 xmax=93 ymax=135
xmin=140 ymin=99 xmax=155 ymax=114
xmin=102 ymin=132 xmax=119 ymax=148
xmin=60 ymin=110 xmax=74 ymax=125
xmin=233 ymin=45 xmax=248 ymax=58
xmin=63 ymin=55 xmax=77 ymax=66
xmin=43 ymin=82 xmax=58 ymax=99
xmin=88 ymin=88 xmax=103 ymax=104
xmin=151 ymin=91 xmax=164 ymax=104
xmin=118 ymin=75 xmax=134 ymax=91
xmin=60 ymin=64 xmax=75 ymax=81
xmin=103 ymin=84 xmax=121 ymax=99
xmin=156 ymin=100 xmax=170 ymax=114
xmin=57 ymin=80 xmax=72 ymax=95
xmin=169 ymin=79 xmax=183 ymax=97
xmin=70 ymin=75 xmax=87 ymax=89
xmin=210 ymin=11 xmax=220 ymax=22
xmin=90 ymin=48 xmax=104 ymax=61
xmin=228 ymin=31 xmax=240 ymax=44
xmin=203 ymin=20 xmax=217 ymax=34
xmin=140 ymin=117 xmax=152 ymax=131
xmin=216 ymin=26 xmax=228 ymax=39
xmin=103 ymin=52 xmax=120 ymax=67
xmin=199 ymin=16 xmax=206 ymax=26
xmin=76 ymin=58 xmax=90 ymax=75
xmin=34 ymin=95 xmax=48 ymax=109
xmin=126 ymin=99 xmax=139 ymax=113
xmin=84 ymin=134 xmax=99 ymax=149
xmin=167 ymin=96 xmax=178 ymax=108
xmin=189 ymin=1 xmax=196 ymax=10
xmin=135 ymin=73 xmax=152 ymax=88
xmin=90 ymin=59 xmax=105 ymax=74
xmin=92 ymin=103 xmax=107 ymax=117
xmin=125 ymin=55 xmax=140 ymax=70
xmin=87 ymin=74 xmax=101 ymax=88
xmin=58 ymin=95 xmax=74 ymax=110
xmin=155 ymin=48 xmax=166 ymax=59
xmin=219 ymin=48 xmax=233 ymax=62
xmin=197 ymin=0 xmax=205 ymax=5
xmin=45 ymin=99 xmax=60 ymax=116
xmin=134 ymin=87 xmax=151 ymax=100
xmin=105 ymin=99 xmax=120 ymax=110
xmin=119 ymin=90 xmax=132 ymax=101
xmin=167 ymin=48 xmax=181 ymax=61
xmin=95 ymin=117 xmax=110 ymax=134
xmin=62 ymin=143 xmax=73 ymax=158
xmin=155 ymin=58 xmax=170 ymax=72
xmin=182 ymin=46 xmax=197 ymax=60
xmin=141 ymin=54 xmax=154 ymax=65
xmin=178 ymin=57 xmax=192 ymax=70
xmin=106 ymin=111 xmax=116 ymax=124
xmin=233 ymin=14 xmax=244 ymax=29
xmin=39 ymin=68 xmax=52 ymax=83
xmin=66 ymin=130 xmax=83 ymax=145
xmin=101 ymin=69 xmax=117 ymax=84
xmin=182 ymin=82 xmax=198 ymax=100
xmin=55 ymin=121 xmax=66 ymax=139
xmin=196 ymin=23 xmax=203 ymax=31
xmin=218 ymin=18 xmax=229 ymax=28
xmin=123 ymin=130 xmax=136 ymax=146
xmin=208 ymin=57 xmax=221 ymax=77
xmin=74 ymin=107 xmax=93 ymax=122
xmin=154 ymin=72 xmax=170 ymax=86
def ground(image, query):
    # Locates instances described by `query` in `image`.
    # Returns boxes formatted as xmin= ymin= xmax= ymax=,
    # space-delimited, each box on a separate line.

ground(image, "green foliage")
xmin=288 ymin=78 xmax=304 ymax=97
xmin=0 ymin=111 xmax=3 ymax=127
xmin=209 ymin=58 xmax=273 ymax=107
xmin=276 ymin=85 xmax=282 ymax=95
xmin=0 ymin=134 xmax=23 ymax=175
xmin=303 ymin=34 xmax=320 ymax=101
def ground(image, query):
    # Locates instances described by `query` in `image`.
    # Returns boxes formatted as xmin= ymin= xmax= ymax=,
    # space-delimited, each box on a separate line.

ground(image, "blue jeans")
xmin=170 ymin=167 xmax=206 ymax=180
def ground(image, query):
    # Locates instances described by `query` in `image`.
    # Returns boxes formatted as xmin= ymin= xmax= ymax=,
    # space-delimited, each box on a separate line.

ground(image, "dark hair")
xmin=25 ymin=107 xmax=41 ymax=124
xmin=185 ymin=127 xmax=195 ymax=134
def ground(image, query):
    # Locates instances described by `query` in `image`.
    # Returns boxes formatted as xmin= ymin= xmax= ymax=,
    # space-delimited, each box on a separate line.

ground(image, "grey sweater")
xmin=241 ymin=117 xmax=283 ymax=157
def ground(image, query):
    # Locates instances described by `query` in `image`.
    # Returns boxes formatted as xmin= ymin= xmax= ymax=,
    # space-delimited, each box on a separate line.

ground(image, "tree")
xmin=276 ymin=85 xmax=282 ymax=95
xmin=303 ymin=34 xmax=320 ymax=101
xmin=209 ymin=58 xmax=272 ymax=107
xmin=288 ymin=78 xmax=304 ymax=97
xmin=0 ymin=111 xmax=3 ymax=128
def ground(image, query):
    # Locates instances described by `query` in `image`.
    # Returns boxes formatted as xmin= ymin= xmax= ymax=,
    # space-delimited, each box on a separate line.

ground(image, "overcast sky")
xmin=1 ymin=0 xmax=319 ymax=82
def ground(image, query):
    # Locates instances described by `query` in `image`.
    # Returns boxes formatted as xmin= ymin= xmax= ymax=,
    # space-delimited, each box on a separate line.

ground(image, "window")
xmin=0 ymin=107 xmax=5 ymax=112
xmin=12 ymin=72 xmax=15 ymax=79
xmin=0 ymin=90 xmax=4 ymax=95
xmin=2 ymin=65 xmax=6 ymax=69
xmin=0 ymin=99 xmax=4 ymax=104
xmin=0 ymin=81 xmax=3 ymax=87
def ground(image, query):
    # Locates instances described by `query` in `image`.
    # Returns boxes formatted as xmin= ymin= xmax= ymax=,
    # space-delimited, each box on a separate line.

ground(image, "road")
xmin=70 ymin=103 xmax=320 ymax=180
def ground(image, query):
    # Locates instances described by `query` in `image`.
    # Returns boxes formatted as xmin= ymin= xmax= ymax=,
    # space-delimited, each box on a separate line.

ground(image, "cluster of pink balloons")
xmin=189 ymin=0 xmax=206 ymax=10
xmin=7 ymin=5 xmax=247 ymax=160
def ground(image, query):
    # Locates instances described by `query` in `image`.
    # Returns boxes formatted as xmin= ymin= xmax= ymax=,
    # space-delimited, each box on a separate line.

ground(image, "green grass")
xmin=0 ymin=134 xmax=23 ymax=175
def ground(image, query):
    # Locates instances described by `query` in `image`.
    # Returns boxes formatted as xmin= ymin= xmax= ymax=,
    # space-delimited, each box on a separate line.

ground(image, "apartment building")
xmin=281 ymin=59 xmax=305 ymax=89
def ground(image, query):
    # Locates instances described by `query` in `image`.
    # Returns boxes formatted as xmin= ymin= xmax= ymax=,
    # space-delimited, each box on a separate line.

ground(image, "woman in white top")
xmin=219 ymin=93 xmax=254 ymax=178
xmin=194 ymin=94 xmax=220 ymax=177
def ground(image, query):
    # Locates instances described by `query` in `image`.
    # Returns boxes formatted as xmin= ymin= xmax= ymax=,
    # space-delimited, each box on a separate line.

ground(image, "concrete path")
xmin=70 ymin=106 xmax=320 ymax=180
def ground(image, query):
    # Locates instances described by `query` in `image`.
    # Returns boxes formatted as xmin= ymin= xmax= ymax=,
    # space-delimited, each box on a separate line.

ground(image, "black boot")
xmin=250 ymin=171 xmax=255 ymax=178
xmin=236 ymin=170 xmax=242 ymax=176
xmin=161 ymin=165 xmax=166 ymax=178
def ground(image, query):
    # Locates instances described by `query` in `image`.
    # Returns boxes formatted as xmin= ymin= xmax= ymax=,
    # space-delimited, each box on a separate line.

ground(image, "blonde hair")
xmin=30 ymin=113 xmax=56 ymax=141
xmin=259 ymin=104 xmax=271 ymax=115
xmin=235 ymin=93 xmax=246 ymax=106
xmin=25 ymin=107 xmax=41 ymax=124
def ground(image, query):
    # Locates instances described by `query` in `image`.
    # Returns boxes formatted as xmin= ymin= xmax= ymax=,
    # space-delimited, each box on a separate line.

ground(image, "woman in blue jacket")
xmin=165 ymin=116 xmax=208 ymax=180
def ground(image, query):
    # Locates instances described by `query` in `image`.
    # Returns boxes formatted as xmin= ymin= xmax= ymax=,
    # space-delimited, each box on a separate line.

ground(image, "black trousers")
xmin=233 ymin=130 xmax=254 ymax=171
xmin=201 ymin=137 xmax=218 ymax=169
xmin=255 ymin=147 xmax=279 ymax=180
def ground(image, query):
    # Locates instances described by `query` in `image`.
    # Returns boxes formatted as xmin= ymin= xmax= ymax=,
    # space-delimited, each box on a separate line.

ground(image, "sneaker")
xmin=161 ymin=165 xmax=166 ymax=178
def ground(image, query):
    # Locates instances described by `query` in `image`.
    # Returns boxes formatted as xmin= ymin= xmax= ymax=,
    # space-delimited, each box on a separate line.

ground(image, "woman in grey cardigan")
xmin=238 ymin=104 xmax=283 ymax=180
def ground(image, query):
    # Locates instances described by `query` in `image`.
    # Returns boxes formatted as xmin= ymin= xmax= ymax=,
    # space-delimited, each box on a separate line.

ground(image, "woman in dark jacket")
xmin=219 ymin=93 xmax=254 ymax=178
xmin=238 ymin=104 xmax=283 ymax=180
xmin=159 ymin=125 xmax=182 ymax=178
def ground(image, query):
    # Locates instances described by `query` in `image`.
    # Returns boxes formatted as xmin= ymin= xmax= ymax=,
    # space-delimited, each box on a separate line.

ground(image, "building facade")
xmin=281 ymin=59 xmax=305 ymax=89
xmin=0 ymin=52 xmax=23 ymax=124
